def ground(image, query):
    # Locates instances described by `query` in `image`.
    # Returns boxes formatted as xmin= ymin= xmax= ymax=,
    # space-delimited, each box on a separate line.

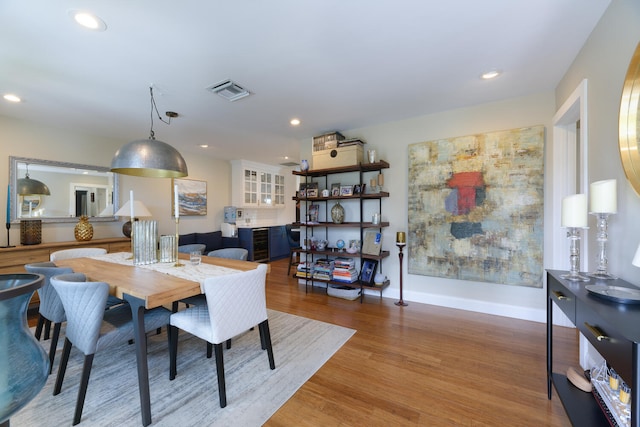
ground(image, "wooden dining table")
xmin=56 ymin=252 xmax=267 ymax=426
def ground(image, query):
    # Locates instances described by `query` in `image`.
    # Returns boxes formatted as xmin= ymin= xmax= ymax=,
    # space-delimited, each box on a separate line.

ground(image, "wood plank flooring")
xmin=264 ymin=258 xmax=574 ymax=426
xmin=28 ymin=257 xmax=575 ymax=425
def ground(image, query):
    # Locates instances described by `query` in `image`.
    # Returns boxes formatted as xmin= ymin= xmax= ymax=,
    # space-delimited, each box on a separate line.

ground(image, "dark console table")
xmin=547 ymin=270 xmax=640 ymax=426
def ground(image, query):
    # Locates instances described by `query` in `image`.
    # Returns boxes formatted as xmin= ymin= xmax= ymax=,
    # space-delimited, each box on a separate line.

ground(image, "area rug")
xmin=13 ymin=310 xmax=355 ymax=426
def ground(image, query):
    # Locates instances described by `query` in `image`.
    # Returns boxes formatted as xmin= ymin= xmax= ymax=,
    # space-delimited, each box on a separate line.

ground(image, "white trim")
xmin=551 ymin=79 xmax=589 ymax=272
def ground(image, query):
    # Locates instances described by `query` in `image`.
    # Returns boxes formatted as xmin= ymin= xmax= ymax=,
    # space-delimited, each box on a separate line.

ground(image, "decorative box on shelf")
xmin=313 ymin=142 xmax=365 ymax=169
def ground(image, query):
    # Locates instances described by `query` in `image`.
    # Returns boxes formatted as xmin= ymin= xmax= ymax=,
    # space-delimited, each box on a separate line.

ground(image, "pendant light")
xmin=111 ymin=87 xmax=188 ymax=178
xmin=17 ymin=164 xmax=51 ymax=195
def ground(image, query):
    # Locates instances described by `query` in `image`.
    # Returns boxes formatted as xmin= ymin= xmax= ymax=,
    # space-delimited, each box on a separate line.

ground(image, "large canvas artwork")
xmin=407 ymin=125 xmax=545 ymax=288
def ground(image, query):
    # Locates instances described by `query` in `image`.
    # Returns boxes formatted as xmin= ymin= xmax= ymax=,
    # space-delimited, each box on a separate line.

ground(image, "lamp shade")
xmin=110 ymin=138 xmax=188 ymax=178
xmin=633 ymin=243 xmax=640 ymax=268
xmin=17 ymin=177 xmax=50 ymax=196
xmin=115 ymin=200 xmax=152 ymax=218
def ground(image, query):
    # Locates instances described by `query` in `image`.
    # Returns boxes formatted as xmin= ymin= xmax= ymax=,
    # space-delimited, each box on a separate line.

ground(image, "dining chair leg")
xmin=213 ymin=343 xmax=227 ymax=408
xmin=259 ymin=320 xmax=276 ymax=370
xmin=54 ymin=338 xmax=73 ymax=395
xmin=44 ymin=319 xmax=52 ymax=340
xmin=207 ymin=342 xmax=212 ymax=358
xmin=48 ymin=322 xmax=62 ymax=375
xmin=169 ymin=325 xmax=178 ymax=380
xmin=73 ymin=353 xmax=95 ymax=426
xmin=34 ymin=315 xmax=45 ymax=340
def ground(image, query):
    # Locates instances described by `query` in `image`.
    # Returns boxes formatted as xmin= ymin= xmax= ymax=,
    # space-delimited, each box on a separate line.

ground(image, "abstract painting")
xmin=407 ymin=125 xmax=545 ymax=287
xmin=173 ymin=178 xmax=207 ymax=216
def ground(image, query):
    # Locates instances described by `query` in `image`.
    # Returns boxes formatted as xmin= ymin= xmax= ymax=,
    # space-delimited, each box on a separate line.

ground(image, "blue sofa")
xmin=178 ymin=231 xmax=240 ymax=255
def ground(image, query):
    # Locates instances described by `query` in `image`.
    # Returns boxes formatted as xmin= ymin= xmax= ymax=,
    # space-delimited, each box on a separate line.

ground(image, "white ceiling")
xmin=0 ymin=1 xmax=610 ymax=167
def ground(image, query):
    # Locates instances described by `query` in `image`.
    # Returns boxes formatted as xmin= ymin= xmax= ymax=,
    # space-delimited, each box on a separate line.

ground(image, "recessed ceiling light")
xmin=69 ymin=9 xmax=107 ymax=31
xmin=481 ymin=70 xmax=501 ymax=80
xmin=3 ymin=94 xmax=21 ymax=102
xmin=198 ymin=144 xmax=209 ymax=148
xmin=290 ymin=118 xmax=301 ymax=126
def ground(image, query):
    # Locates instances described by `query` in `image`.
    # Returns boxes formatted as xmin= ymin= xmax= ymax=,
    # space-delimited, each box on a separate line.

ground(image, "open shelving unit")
xmin=292 ymin=161 xmax=391 ymax=302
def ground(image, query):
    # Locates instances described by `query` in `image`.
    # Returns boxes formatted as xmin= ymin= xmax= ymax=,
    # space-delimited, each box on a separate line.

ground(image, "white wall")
xmin=299 ymin=0 xmax=640 ymax=323
xmin=556 ymin=0 xmax=640 ymax=283
xmin=0 ymin=116 xmax=234 ymax=242
xmin=301 ymin=92 xmax=555 ymax=322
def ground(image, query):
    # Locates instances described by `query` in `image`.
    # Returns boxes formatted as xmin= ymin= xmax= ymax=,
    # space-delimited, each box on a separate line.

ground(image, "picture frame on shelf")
xmin=306 ymin=182 xmax=319 ymax=198
xmin=307 ymin=204 xmax=320 ymax=223
xmin=353 ymin=184 xmax=365 ymax=195
xmin=362 ymin=229 xmax=383 ymax=255
xmin=340 ymin=185 xmax=354 ymax=196
xmin=331 ymin=183 xmax=341 ymax=197
xmin=359 ymin=259 xmax=378 ymax=285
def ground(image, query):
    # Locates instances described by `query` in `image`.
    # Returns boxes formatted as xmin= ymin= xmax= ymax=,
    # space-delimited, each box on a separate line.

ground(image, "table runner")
xmin=90 ymin=252 xmax=241 ymax=292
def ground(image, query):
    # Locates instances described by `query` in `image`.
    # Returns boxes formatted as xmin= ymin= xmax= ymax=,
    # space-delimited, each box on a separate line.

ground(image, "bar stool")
xmin=286 ymin=224 xmax=301 ymax=276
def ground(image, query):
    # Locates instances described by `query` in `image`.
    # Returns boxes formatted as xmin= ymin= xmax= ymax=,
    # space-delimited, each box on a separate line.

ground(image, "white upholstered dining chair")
xmin=168 ymin=263 xmax=275 ymax=408
xmin=50 ymin=248 xmax=107 ymax=262
xmin=51 ymin=273 xmax=171 ymax=425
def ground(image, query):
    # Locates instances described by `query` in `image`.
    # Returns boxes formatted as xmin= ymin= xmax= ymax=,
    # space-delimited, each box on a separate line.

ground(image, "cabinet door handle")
xmin=552 ymin=291 xmax=568 ymax=301
xmin=584 ymin=322 xmax=609 ymax=341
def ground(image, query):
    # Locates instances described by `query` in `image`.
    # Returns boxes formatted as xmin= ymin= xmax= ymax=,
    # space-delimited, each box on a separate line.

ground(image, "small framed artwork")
xmin=359 ymin=259 xmax=378 ymax=285
xmin=340 ymin=185 xmax=354 ymax=196
xmin=306 ymin=182 xmax=319 ymax=198
xmin=331 ymin=183 xmax=341 ymax=197
xmin=353 ymin=184 xmax=365 ymax=195
xmin=172 ymin=178 xmax=207 ymax=216
xmin=362 ymin=229 xmax=383 ymax=255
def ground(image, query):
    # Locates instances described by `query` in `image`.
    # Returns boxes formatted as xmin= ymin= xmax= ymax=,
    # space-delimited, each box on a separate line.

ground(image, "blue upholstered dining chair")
xmin=50 ymin=273 xmax=171 ymax=425
xmin=24 ymin=262 xmax=74 ymax=374
xmin=178 ymin=243 xmax=206 ymax=254
xmin=207 ymin=248 xmax=248 ymax=260
xmin=168 ymin=264 xmax=274 ymax=408
xmin=50 ymin=247 xmax=125 ymax=309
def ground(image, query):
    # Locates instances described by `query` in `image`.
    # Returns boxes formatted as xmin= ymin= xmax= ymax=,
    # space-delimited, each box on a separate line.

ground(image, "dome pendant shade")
xmin=17 ymin=177 xmax=51 ymax=195
xmin=110 ymin=138 xmax=188 ymax=178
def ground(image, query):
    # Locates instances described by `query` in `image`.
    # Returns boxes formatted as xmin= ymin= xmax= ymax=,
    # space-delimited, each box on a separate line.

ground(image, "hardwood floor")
xmin=28 ymin=257 xmax=575 ymax=425
xmin=264 ymin=258 xmax=574 ymax=426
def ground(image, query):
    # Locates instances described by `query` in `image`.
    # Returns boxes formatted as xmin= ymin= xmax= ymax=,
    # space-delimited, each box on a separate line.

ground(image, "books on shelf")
xmin=313 ymin=258 xmax=334 ymax=280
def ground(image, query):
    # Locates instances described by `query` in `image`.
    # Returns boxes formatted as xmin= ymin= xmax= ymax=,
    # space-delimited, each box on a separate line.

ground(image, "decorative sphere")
xmin=336 ymin=239 xmax=345 ymax=250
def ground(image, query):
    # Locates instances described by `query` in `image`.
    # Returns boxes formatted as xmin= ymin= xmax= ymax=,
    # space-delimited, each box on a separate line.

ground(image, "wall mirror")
xmin=9 ymin=156 xmax=120 ymax=223
xmin=619 ymin=41 xmax=640 ymax=196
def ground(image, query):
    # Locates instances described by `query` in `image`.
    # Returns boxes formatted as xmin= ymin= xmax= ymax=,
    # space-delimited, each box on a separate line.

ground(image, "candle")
xmin=590 ymin=179 xmax=617 ymax=213
xmin=6 ymin=185 xmax=10 ymax=224
xmin=561 ymin=194 xmax=588 ymax=227
xmin=377 ymin=173 xmax=384 ymax=187
xmin=396 ymin=231 xmax=406 ymax=244
xmin=174 ymin=184 xmax=179 ymax=218
xmin=129 ymin=190 xmax=134 ymax=219
xmin=632 ymin=243 xmax=640 ymax=268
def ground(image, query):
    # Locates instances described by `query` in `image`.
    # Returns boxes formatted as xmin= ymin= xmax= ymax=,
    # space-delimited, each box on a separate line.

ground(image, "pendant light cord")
xmin=148 ymin=87 xmax=171 ymax=140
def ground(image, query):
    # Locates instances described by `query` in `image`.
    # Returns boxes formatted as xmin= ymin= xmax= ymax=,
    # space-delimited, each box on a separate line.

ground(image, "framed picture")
xmin=359 ymin=259 xmax=378 ymax=285
xmin=362 ymin=229 xmax=383 ymax=255
xmin=306 ymin=182 xmax=319 ymax=198
xmin=331 ymin=183 xmax=341 ymax=197
xmin=21 ymin=195 xmax=41 ymax=214
xmin=172 ymin=178 xmax=207 ymax=216
xmin=353 ymin=184 xmax=365 ymax=195
xmin=340 ymin=185 xmax=354 ymax=196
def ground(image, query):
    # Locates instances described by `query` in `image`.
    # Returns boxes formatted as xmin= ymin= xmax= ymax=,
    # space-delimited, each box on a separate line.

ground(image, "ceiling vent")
xmin=206 ymin=79 xmax=251 ymax=102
